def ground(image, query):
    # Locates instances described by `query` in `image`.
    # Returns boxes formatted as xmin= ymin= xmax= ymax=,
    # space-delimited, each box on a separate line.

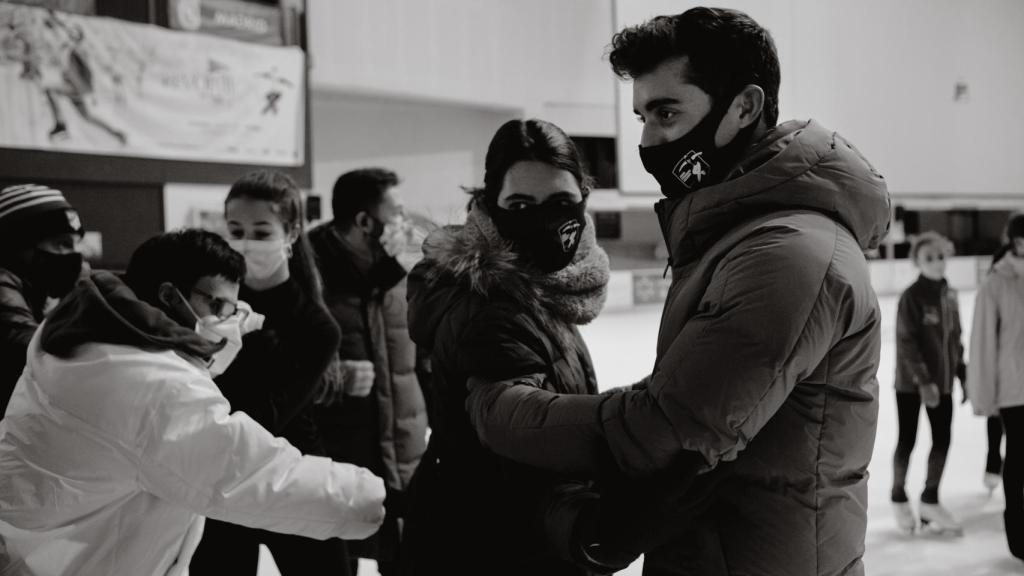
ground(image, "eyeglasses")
xmin=191 ymin=287 xmax=242 ymax=320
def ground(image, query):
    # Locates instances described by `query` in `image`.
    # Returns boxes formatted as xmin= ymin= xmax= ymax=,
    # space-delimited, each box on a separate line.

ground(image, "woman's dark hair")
xmin=331 ymin=168 xmax=400 ymax=230
xmin=608 ymin=7 xmax=781 ymax=128
xmin=468 ymin=118 xmax=594 ymax=209
xmin=125 ymin=228 xmax=245 ymax=306
xmin=225 ymin=170 xmax=326 ymax=307
xmin=991 ymin=211 xmax=1024 ymax=271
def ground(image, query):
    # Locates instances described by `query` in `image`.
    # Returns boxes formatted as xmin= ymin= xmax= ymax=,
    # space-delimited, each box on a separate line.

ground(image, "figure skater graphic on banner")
xmin=32 ymin=9 xmax=127 ymax=144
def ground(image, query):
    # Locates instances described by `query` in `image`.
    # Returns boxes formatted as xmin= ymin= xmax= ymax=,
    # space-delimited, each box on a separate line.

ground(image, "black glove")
xmin=571 ymin=498 xmax=641 ymax=574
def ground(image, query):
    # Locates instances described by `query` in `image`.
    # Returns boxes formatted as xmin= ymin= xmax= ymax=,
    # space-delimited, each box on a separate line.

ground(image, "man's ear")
xmin=353 ymin=210 xmax=374 ymax=235
xmin=734 ymin=84 xmax=765 ymax=129
xmin=156 ymin=281 xmax=178 ymax=308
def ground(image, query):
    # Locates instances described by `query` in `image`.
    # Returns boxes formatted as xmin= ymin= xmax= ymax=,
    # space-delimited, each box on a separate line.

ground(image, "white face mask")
xmin=175 ymin=289 xmax=263 ymax=377
xmin=196 ymin=314 xmax=243 ymax=377
xmin=229 ymin=239 xmax=289 ymax=281
xmin=379 ymin=216 xmax=410 ymax=258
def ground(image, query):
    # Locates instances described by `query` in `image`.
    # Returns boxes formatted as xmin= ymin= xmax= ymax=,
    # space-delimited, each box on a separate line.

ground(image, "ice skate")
xmin=919 ymin=503 xmax=964 ymax=536
xmin=892 ymin=501 xmax=917 ymax=534
xmin=984 ymin=472 xmax=1001 ymax=494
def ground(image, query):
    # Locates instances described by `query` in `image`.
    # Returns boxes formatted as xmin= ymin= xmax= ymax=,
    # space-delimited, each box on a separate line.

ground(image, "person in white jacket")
xmin=968 ymin=212 xmax=1024 ymax=560
xmin=0 ymin=229 xmax=385 ymax=576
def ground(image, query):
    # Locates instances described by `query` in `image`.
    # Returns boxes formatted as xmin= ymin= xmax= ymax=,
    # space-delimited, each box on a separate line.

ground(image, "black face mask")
xmin=28 ymin=249 xmax=83 ymax=298
xmin=639 ymin=100 xmax=761 ymax=198
xmin=490 ymin=200 xmax=587 ymax=273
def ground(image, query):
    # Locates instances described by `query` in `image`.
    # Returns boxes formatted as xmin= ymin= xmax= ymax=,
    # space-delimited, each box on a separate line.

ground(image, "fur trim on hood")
xmin=412 ymin=204 xmax=609 ymax=354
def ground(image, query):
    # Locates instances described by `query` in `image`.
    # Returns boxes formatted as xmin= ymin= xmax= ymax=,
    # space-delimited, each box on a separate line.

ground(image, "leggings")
xmin=988 ymin=415 xmax=1005 ymax=474
xmin=892 ymin=391 xmax=953 ymax=504
xmin=1001 ymin=406 xmax=1024 ymax=558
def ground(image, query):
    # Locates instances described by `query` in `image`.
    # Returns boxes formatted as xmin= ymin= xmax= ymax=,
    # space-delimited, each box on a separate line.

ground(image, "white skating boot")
xmin=984 ymin=472 xmax=1001 ymax=494
xmin=892 ymin=501 xmax=917 ymax=534
xmin=919 ymin=503 xmax=964 ymax=536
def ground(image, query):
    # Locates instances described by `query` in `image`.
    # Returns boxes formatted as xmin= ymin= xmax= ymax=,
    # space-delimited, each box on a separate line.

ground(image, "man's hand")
xmin=921 ymin=383 xmax=941 ymax=408
xmin=343 ymin=360 xmax=375 ymax=398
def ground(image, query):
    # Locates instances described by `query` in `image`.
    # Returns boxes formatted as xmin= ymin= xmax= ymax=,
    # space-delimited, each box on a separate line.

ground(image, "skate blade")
xmin=920 ymin=521 xmax=964 ymax=537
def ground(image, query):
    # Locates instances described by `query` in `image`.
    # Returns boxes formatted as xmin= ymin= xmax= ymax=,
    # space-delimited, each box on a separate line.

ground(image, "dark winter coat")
xmin=0 ymin=267 xmax=47 ymax=416
xmin=308 ymin=223 xmax=428 ymax=561
xmin=467 ymin=119 xmax=891 ymax=575
xmin=404 ymin=207 xmax=608 ymax=576
xmin=214 ymin=277 xmax=339 ymax=456
xmin=895 ymin=276 xmax=966 ymax=394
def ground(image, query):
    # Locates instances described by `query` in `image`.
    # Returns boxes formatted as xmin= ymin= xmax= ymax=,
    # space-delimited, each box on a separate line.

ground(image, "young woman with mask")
xmin=969 ymin=212 xmax=1024 ymax=560
xmin=403 ymin=119 xmax=631 ymax=575
xmin=0 ymin=184 xmax=86 ymax=417
xmin=189 ymin=170 xmax=352 ymax=575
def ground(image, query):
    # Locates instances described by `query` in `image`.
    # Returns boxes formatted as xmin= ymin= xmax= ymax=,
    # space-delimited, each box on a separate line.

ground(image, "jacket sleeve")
xmin=968 ymin=281 xmax=1000 ymax=416
xmin=0 ymin=275 xmax=39 ymax=354
xmin=952 ymin=291 xmax=967 ymax=382
xmin=232 ymin=307 xmax=342 ymax=434
xmin=136 ymin=374 xmax=385 ymax=540
xmin=468 ymin=230 xmax=845 ymax=477
xmin=895 ymin=291 xmax=933 ymax=387
xmin=456 ymin=303 xmax=613 ymax=561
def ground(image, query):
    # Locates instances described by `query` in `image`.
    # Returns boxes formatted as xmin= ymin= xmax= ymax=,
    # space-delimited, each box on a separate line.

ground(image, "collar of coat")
xmin=39 ymin=270 xmax=222 ymax=362
xmin=656 ymin=119 xmax=891 ymax=267
xmin=309 ymin=223 xmax=407 ymax=297
xmin=418 ymin=202 xmax=610 ymax=327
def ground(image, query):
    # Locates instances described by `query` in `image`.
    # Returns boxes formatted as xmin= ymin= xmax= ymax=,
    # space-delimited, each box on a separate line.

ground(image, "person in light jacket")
xmin=968 ymin=212 xmax=1024 ymax=560
xmin=0 ymin=229 xmax=384 ymax=576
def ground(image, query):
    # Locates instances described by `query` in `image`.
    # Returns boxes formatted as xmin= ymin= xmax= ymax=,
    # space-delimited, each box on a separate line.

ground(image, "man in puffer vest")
xmin=465 ymin=7 xmax=890 ymax=575
xmin=0 ymin=229 xmax=385 ymax=576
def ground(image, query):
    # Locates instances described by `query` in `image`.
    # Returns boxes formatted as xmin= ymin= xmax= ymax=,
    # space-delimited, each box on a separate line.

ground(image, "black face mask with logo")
xmin=639 ymin=98 xmax=761 ymax=199
xmin=28 ymin=249 xmax=83 ymax=298
xmin=489 ymin=200 xmax=587 ymax=273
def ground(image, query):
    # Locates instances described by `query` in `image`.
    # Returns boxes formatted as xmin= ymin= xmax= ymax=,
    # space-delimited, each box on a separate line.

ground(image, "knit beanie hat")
xmin=1006 ymin=212 xmax=1024 ymax=241
xmin=0 ymin=184 xmax=84 ymax=248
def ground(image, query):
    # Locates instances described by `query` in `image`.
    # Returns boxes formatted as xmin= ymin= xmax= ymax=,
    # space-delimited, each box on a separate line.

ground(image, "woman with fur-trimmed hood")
xmin=402 ymin=119 xmax=624 ymax=575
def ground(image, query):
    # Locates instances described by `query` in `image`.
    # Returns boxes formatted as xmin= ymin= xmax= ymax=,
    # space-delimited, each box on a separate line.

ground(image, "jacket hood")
xmin=40 ymin=270 xmax=222 ymax=361
xmin=408 ymin=206 xmax=607 ymax=352
xmin=993 ymin=252 xmax=1024 ymax=279
xmin=660 ymin=119 xmax=890 ymax=260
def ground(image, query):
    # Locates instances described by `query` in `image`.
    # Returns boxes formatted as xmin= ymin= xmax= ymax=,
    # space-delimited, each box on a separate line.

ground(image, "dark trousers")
xmin=989 ymin=415 xmax=1005 ymax=474
xmin=892 ymin=391 xmax=953 ymax=504
xmin=189 ymin=518 xmax=351 ymax=576
xmin=1001 ymin=406 xmax=1024 ymax=558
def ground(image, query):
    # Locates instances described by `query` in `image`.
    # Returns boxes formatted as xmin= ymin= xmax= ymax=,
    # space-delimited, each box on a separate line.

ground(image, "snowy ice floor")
xmin=259 ymin=291 xmax=1024 ymax=576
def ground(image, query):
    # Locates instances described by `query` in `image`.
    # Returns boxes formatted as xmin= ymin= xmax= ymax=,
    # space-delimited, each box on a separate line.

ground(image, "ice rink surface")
xmin=260 ymin=291 xmax=1024 ymax=576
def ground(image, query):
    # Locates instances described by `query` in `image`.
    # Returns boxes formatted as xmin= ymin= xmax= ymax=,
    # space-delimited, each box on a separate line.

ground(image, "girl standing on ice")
xmin=892 ymin=231 xmax=967 ymax=536
xmin=969 ymin=212 xmax=1024 ymax=559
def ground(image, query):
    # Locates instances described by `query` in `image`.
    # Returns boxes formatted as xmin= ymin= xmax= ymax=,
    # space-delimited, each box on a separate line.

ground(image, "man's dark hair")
xmin=125 ymin=228 xmax=245 ymax=306
xmin=331 ymin=168 xmax=400 ymax=230
xmin=609 ymin=7 xmax=781 ymax=127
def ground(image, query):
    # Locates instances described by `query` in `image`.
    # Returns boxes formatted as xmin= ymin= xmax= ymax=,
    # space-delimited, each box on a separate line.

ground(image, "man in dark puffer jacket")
xmin=466 ymin=8 xmax=890 ymax=576
xmin=309 ymin=168 xmax=428 ymax=575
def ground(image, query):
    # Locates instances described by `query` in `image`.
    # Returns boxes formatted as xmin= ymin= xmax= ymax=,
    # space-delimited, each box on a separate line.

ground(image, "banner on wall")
xmin=167 ymin=0 xmax=284 ymax=46
xmin=0 ymin=4 xmax=305 ymax=166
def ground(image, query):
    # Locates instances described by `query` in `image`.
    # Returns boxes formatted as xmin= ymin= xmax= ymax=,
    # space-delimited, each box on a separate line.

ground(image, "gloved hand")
xmin=921 ymin=383 xmax=941 ymax=408
xmin=342 ymin=360 xmax=375 ymax=398
xmin=571 ymin=498 xmax=641 ymax=574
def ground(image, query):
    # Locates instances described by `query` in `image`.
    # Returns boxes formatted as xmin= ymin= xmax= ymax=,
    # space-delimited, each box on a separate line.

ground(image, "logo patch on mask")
xmin=672 ymin=150 xmax=711 ymax=189
xmin=66 ymin=210 xmax=82 ymax=233
xmin=558 ymin=220 xmax=582 ymax=253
